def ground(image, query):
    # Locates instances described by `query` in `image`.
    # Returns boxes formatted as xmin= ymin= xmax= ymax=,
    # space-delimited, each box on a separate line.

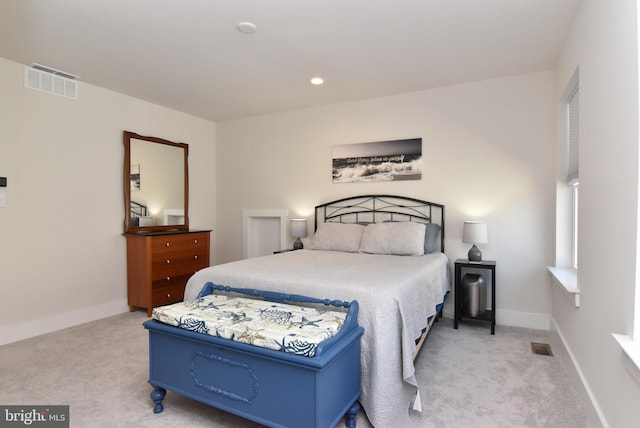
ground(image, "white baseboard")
xmin=551 ymin=317 xmax=609 ymax=428
xmin=0 ymin=299 xmax=130 ymax=346
xmin=496 ymin=309 xmax=550 ymax=330
xmin=0 ymin=302 xmax=550 ymax=345
xmin=441 ymin=305 xmax=551 ymax=330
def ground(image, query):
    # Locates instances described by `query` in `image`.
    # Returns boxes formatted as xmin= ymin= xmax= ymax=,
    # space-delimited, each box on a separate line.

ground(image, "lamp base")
xmin=468 ymin=244 xmax=482 ymax=262
xmin=293 ymin=238 xmax=303 ymax=250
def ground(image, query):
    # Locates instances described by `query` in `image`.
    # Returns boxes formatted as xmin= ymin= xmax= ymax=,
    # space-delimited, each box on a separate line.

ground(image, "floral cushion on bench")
xmin=152 ymin=294 xmax=348 ymax=357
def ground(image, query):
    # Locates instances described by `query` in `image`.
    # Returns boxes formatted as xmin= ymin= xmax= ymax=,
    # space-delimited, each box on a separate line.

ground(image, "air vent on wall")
xmin=24 ymin=64 xmax=79 ymax=100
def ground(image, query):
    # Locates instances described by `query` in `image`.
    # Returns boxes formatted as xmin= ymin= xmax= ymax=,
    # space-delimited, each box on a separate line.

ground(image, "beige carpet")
xmin=0 ymin=312 xmax=600 ymax=428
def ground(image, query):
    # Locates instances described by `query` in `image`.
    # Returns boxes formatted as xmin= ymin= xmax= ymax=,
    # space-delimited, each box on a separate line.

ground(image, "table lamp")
xmin=463 ymin=221 xmax=488 ymax=262
xmin=290 ymin=218 xmax=308 ymax=250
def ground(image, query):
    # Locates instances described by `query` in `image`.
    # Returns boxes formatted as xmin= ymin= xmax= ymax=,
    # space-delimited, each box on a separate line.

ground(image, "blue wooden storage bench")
xmin=143 ymin=282 xmax=364 ymax=428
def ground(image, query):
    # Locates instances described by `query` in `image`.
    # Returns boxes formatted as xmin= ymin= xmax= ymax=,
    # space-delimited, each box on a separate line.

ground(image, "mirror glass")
xmin=123 ymin=131 xmax=189 ymax=234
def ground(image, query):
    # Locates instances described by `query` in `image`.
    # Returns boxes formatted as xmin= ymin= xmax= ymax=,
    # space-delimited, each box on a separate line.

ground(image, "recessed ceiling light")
xmin=310 ymin=77 xmax=324 ymax=85
xmin=237 ymin=22 xmax=257 ymax=34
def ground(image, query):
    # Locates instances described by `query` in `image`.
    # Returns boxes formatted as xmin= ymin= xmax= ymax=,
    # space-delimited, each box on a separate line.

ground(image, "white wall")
xmin=0 ymin=57 xmax=216 ymax=344
xmin=216 ymin=71 xmax=556 ymax=329
xmin=553 ymin=1 xmax=640 ymax=427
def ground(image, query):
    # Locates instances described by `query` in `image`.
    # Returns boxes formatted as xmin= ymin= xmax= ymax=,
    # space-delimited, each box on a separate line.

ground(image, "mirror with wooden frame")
xmin=123 ymin=131 xmax=189 ymax=234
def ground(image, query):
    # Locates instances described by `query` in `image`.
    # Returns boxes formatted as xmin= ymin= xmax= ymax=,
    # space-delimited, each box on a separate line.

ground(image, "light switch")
xmin=0 ymin=192 xmax=5 ymax=207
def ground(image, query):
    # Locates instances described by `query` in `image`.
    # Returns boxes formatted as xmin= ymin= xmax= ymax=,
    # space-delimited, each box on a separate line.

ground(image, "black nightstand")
xmin=273 ymin=249 xmax=297 ymax=254
xmin=454 ymin=259 xmax=496 ymax=334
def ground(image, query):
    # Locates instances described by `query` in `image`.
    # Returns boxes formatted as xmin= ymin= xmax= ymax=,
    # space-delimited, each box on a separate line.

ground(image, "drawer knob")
xmin=165 ymin=242 xmax=170 ymax=247
xmin=166 ymin=277 xmax=171 ymax=281
xmin=194 ymin=255 xmax=198 ymax=260
xmin=167 ymin=293 xmax=171 ymax=298
xmin=194 ymin=239 xmax=198 ymax=244
xmin=166 ymin=259 xmax=170 ymax=264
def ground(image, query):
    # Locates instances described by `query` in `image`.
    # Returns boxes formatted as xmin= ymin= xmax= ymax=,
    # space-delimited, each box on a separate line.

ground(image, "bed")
xmin=184 ymin=195 xmax=450 ymax=427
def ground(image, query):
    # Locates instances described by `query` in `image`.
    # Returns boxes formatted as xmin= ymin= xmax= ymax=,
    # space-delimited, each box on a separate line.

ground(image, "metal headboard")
xmin=314 ymin=194 xmax=445 ymax=252
xmin=130 ymin=201 xmax=148 ymax=226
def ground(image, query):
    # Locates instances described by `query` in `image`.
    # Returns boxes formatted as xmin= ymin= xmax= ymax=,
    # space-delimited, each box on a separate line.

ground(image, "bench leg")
xmin=150 ymin=386 xmax=166 ymax=414
xmin=345 ymin=401 xmax=360 ymax=428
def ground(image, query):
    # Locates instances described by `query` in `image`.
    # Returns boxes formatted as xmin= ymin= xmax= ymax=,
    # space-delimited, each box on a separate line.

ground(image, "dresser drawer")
xmin=151 ymin=252 xmax=209 ymax=279
xmin=152 ymin=284 xmax=185 ymax=307
xmin=151 ymin=233 xmax=208 ymax=255
xmin=152 ymin=273 xmax=192 ymax=290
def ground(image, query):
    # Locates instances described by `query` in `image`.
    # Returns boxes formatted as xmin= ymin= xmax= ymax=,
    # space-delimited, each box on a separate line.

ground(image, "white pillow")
xmin=309 ymin=222 xmax=365 ymax=253
xmin=359 ymin=222 xmax=426 ymax=256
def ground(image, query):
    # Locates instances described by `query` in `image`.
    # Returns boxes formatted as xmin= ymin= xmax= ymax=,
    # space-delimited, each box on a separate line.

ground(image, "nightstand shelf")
xmin=273 ymin=249 xmax=297 ymax=254
xmin=454 ymin=259 xmax=496 ymax=334
xmin=464 ymin=309 xmax=493 ymax=322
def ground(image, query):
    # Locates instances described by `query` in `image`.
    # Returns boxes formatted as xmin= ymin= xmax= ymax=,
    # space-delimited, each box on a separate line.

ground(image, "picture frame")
xmin=332 ymin=138 xmax=422 ymax=183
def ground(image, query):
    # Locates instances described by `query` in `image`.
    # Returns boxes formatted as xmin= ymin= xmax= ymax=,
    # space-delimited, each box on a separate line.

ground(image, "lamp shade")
xmin=139 ymin=216 xmax=155 ymax=227
xmin=290 ymin=218 xmax=307 ymax=250
xmin=463 ymin=221 xmax=488 ymax=244
xmin=290 ymin=218 xmax=308 ymax=239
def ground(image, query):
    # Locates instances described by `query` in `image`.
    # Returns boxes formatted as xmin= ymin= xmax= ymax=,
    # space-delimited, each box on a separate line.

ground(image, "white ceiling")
xmin=0 ymin=0 xmax=580 ymax=122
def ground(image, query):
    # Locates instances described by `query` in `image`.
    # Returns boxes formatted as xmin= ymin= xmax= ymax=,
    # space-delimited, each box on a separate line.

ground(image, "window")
xmin=567 ymin=84 xmax=579 ymax=268
xmin=571 ymin=183 xmax=579 ymax=268
xmin=611 ymin=3 xmax=640 ymax=381
xmin=548 ymin=71 xmax=579 ymax=306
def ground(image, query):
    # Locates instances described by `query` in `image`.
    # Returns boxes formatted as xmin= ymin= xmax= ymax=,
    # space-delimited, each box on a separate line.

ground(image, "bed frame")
xmin=145 ymin=283 xmax=364 ymax=428
xmin=315 ymin=194 xmax=445 ymax=252
xmin=314 ymin=194 xmax=447 ymax=358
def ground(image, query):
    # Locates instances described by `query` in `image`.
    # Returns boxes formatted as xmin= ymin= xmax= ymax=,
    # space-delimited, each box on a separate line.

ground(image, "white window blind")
xmin=567 ymin=85 xmax=579 ymax=185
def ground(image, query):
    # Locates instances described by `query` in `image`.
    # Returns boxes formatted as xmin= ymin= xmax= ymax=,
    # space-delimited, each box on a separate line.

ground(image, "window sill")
xmin=547 ymin=266 xmax=580 ymax=308
xmin=612 ymin=334 xmax=640 ymax=385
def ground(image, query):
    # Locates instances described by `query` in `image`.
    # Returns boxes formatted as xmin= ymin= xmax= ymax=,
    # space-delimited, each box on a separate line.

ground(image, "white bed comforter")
xmin=184 ymin=249 xmax=450 ymax=428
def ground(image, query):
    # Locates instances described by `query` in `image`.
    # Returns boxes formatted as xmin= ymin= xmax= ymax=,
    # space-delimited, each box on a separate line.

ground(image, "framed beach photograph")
xmin=131 ymin=164 xmax=140 ymax=191
xmin=332 ymin=138 xmax=422 ymax=183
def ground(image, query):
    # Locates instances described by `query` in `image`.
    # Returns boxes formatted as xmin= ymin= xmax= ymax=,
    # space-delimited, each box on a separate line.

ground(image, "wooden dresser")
xmin=126 ymin=230 xmax=211 ymax=316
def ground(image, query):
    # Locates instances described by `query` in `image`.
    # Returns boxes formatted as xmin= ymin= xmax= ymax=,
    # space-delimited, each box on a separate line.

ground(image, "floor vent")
xmin=24 ymin=64 xmax=79 ymax=100
xmin=531 ymin=342 xmax=553 ymax=356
